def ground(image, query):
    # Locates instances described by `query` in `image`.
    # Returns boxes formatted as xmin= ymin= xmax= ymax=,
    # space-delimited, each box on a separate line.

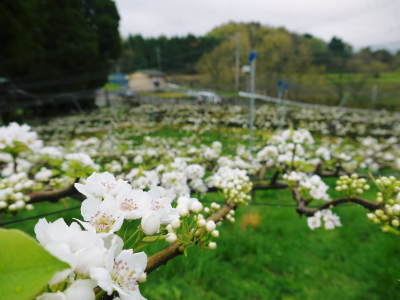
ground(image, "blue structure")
xmin=248 ymin=51 xmax=257 ymax=63
xmin=276 ymin=80 xmax=289 ymax=98
xmin=108 ymin=73 xmax=128 ymax=87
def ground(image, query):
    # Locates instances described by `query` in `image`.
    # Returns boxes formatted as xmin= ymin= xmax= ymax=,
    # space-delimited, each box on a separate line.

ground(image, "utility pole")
xmin=371 ymin=84 xmax=378 ymax=109
xmin=235 ymin=34 xmax=240 ymax=91
xmin=248 ymin=51 xmax=257 ymax=149
xmin=156 ymin=46 xmax=162 ymax=70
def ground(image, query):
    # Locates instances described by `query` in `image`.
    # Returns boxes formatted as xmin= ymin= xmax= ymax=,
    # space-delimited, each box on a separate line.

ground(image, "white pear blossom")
xmin=80 ymin=197 xmax=125 ymax=234
xmin=140 ymin=186 xmax=178 ymax=235
xmin=307 ymin=209 xmax=341 ymax=230
xmin=90 ymin=250 xmax=147 ymax=300
xmin=75 ymin=172 xmax=131 ymax=200
xmin=34 ymin=218 xmax=120 ymax=282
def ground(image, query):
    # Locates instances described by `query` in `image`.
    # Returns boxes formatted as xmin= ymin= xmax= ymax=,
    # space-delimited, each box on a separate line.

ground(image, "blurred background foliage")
xmin=0 ymin=0 xmax=121 ymax=93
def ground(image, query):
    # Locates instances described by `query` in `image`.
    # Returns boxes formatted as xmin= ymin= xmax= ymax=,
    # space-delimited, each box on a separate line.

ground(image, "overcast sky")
xmin=115 ymin=0 xmax=400 ymax=51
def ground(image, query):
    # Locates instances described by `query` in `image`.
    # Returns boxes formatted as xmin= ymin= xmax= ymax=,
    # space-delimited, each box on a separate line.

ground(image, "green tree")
xmin=0 ymin=0 xmax=121 ymax=92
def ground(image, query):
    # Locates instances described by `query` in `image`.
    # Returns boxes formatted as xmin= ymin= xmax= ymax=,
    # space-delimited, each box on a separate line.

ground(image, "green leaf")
xmin=141 ymin=235 xmax=165 ymax=243
xmin=0 ymin=229 xmax=69 ymax=300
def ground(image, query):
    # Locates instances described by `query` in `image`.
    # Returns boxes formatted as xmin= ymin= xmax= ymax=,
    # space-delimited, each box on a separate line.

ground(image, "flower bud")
xmin=138 ymin=272 xmax=147 ymax=283
xmin=206 ymin=220 xmax=216 ymax=232
xmin=211 ymin=202 xmax=220 ymax=209
xmin=166 ymin=232 xmax=177 ymax=243
xmin=166 ymin=224 xmax=173 ymax=232
xmin=197 ymin=219 xmax=206 ymax=227
xmin=178 ymin=208 xmax=189 ymax=217
xmin=211 ymin=230 xmax=219 ymax=238
xmin=208 ymin=242 xmax=217 ymax=249
xmin=171 ymin=219 xmax=181 ymax=229
xmin=190 ymin=201 xmax=203 ymax=213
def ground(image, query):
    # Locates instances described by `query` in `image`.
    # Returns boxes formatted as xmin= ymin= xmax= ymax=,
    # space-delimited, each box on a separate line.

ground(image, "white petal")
xmin=64 ymin=279 xmax=96 ymax=300
xmin=36 ymin=291 xmax=66 ymax=300
xmin=75 ymin=247 xmax=107 ymax=276
xmin=73 ymin=183 xmax=86 ymax=195
xmin=34 ymin=218 xmax=50 ymax=245
xmin=116 ymin=250 xmax=147 ymax=275
xmin=45 ymin=242 xmax=76 ymax=268
xmin=89 ymin=267 xmax=113 ymax=295
xmin=81 ymin=197 xmax=102 ymax=221
xmin=48 ymin=269 xmax=73 ymax=286
xmin=118 ymin=287 xmax=147 ymax=300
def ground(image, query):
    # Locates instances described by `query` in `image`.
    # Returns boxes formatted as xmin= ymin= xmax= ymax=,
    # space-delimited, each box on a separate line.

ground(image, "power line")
xmin=0 ymin=206 xmax=80 ymax=227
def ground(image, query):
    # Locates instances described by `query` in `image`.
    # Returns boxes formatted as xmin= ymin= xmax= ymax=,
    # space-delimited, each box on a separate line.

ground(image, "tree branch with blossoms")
xmin=291 ymin=186 xmax=383 ymax=217
xmin=146 ymin=202 xmax=236 ymax=273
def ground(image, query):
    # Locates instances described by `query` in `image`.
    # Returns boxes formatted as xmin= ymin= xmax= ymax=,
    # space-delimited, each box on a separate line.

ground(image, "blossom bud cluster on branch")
xmin=207 ymin=167 xmax=252 ymax=204
xmin=335 ymin=174 xmax=370 ymax=197
xmin=367 ymin=176 xmax=400 ymax=234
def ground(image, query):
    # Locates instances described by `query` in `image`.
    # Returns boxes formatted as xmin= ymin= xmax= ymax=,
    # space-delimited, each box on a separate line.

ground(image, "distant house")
xmin=126 ymin=70 xmax=166 ymax=92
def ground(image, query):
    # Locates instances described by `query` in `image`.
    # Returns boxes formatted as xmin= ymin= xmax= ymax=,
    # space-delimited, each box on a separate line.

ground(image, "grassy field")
xmin=2 ymin=178 xmax=399 ymax=300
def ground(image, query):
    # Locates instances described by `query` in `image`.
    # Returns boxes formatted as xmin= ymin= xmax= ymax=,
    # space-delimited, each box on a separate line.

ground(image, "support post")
xmin=248 ymin=51 xmax=257 ymax=149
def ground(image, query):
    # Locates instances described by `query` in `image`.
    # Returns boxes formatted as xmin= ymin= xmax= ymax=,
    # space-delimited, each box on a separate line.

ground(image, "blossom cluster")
xmin=35 ymin=218 xmax=147 ymax=300
xmin=208 ymin=167 xmax=252 ymax=204
xmin=33 ymin=167 xmax=247 ymax=299
xmin=0 ymin=123 xmax=100 ymax=212
xmin=307 ymin=209 xmax=342 ymax=230
xmin=75 ymin=172 xmax=179 ymax=236
xmin=335 ymin=174 xmax=370 ymax=197
xmin=0 ymin=122 xmax=43 ymax=152
xmin=0 ymin=173 xmax=35 ymax=211
xmin=367 ymin=176 xmax=400 ymax=234
xmin=35 ymin=171 xmax=181 ymax=300
xmin=283 ymin=171 xmax=330 ymax=201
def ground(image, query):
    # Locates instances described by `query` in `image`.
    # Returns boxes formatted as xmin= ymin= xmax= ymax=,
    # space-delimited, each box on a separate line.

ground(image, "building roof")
xmin=133 ymin=69 xmax=165 ymax=77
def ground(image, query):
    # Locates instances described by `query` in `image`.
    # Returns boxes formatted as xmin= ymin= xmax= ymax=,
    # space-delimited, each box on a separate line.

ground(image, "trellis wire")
xmin=0 ymin=206 xmax=80 ymax=226
xmin=0 ymin=200 xmax=358 ymax=227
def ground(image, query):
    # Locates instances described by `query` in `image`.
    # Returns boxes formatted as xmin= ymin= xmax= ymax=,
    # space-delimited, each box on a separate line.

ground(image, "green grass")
xmin=139 ymin=184 xmax=400 ymax=300
xmin=2 ymin=179 xmax=399 ymax=300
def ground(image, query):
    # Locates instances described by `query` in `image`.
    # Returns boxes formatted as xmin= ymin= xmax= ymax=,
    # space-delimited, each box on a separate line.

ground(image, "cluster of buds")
xmin=367 ymin=176 xmax=400 ymax=234
xmin=194 ymin=214 xmax=220 ymax=249
xmin=335 ymin=174 xmax=370 ymax=197
xmin=225 ymin=209 xmax=236 ymax=223
xmin=166 ymin=200 xmax=222 ymax=250
xmin=165 ymin=219 xmax=181 ymax=243
xmin=0 ymin=173 xmax=35 ymax=211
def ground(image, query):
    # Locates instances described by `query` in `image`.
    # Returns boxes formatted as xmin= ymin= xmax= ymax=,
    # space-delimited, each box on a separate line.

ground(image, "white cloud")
xmin=114 ymin=0 xmax=400 ymax=50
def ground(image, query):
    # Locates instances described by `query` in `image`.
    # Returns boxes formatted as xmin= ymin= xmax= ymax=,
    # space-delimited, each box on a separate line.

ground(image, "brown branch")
xmin=258 ymin=166 xmax=267 ymax=181
xmin=28 ymin=184 xmax=83 ymax=204
xmin=145 ymin=202 xmax=236 ymax=273
xmin=291 ymin=187 xmax=382 ymax=217
xmin=270 ymin=170 xmax=280 ymax=185
xmin=254 ymin=180 xmax=287 ymax=190
xmin=206 ymin=180 xmax=287 ymax=193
